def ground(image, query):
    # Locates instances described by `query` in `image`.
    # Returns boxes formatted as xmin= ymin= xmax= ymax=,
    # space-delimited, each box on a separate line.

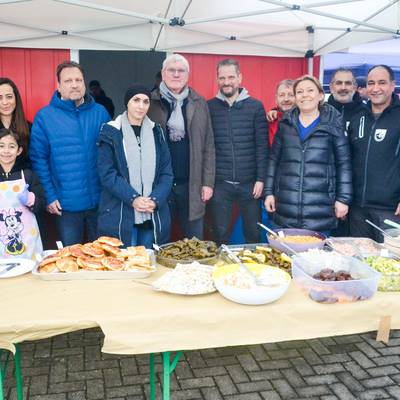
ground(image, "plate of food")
xmin=152 ymin=262 xmax=216 ymax=295
xmin=0 ymin=258 xmax=36 ymax=278
xmin=33 ymin=236 xmax=156 ymax=280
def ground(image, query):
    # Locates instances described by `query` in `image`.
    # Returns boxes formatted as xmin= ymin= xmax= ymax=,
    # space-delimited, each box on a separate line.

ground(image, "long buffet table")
xmin=1 ymin=267 xmax=400 ymax=399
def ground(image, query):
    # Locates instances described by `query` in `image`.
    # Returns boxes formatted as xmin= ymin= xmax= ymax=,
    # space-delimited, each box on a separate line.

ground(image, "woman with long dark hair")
xmin=0 ymin=77 xmax=30 ymax=163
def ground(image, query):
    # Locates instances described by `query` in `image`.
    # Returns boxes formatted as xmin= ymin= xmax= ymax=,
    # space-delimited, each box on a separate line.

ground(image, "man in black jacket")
xmin=208 ymin=59 xmax=268 ymax=245
xmin=327 ymin=68 xmax=365 ymax=131
xmin=348 ymin=65 xmax=400 ymax=241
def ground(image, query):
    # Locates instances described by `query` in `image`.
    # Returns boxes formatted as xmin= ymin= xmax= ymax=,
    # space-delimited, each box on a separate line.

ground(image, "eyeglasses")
xmin=166 ymin=68 xmax=187 ymax=76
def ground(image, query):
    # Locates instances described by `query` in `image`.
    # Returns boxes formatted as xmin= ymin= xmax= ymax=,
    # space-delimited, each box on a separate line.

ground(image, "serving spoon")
xmin=257 ymin=222 xmax=299 ymax=256
xmin=365 ymin=219 xmax=394 ymax=239
xmin=384 ymin=219 xmax=400 ymax=231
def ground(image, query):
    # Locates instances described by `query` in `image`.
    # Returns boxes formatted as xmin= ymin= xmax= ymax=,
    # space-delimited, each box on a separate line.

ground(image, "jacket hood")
xmin=327 ymin=91 xmax=364 ymax=112
xmin=216 ymin=87 xmax=250 ymax=104
xmin=50 ymin=90 xmax=95 ymax=111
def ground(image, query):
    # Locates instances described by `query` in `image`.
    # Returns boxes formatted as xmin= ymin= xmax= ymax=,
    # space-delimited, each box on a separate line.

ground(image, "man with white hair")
xmin=148 ymin=54 xmax=215 ymax=240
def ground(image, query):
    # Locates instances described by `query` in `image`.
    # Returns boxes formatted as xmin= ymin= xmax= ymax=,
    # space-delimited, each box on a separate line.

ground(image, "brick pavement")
xmin=3 ymin=329 xmax=400 ymax=400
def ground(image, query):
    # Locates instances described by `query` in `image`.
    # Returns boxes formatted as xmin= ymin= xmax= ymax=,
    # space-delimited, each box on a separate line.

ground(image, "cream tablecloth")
xmin=0 ymin=268 xmax=399 ymax=355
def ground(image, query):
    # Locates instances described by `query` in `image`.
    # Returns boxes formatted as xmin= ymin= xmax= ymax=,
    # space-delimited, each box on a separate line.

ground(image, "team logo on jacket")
xmin=374 ymin=129 xmax=387 ymax=142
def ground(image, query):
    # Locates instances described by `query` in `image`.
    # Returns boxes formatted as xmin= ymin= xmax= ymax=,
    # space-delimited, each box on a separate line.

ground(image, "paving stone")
xmin=277 ymin=340 xmax=308 ymax=350
xmin=226 ymin=364 xmax=249 ymax=383
xmin=86 ymin=378 xmax=105 ymax=399
xmin=361 ymin=375 xmax=394 ymax=389
xmin=105 ymin=384 xmax=143 ymax=397
xmin=216 ymin=346 xmax=247 ymax=357
xmin=349 ymin=351 xmax=376 ymax=369
xmin=367 ymin=365 xmax=399 ymax=377
xmin=260 ymin=391 xmax=281 ymax=400
xmin=179 ymin=377 xmax=215 ymax=389
xmin=186 ymin=351 xmax=207 ymax=368
xmin=355 ymin=342 xmax=381 ymax=358
xmin=29 ymin=374 xmax=49 ymax=395
xmin=68 ymin=355 xmax=84 ymax=372
xmin=379 ymin=346 xmax=400 ymax=356
xmin=320 ymin=396 xmax=339 ymax=400
xmin=313 ymin=363 xmax=345 ymax=375
xmin=280 ymin=368 xmax=306 ymax=387
xmin=237 ymin=354 xmax=260 ymax=371
xmin=343 ymin=361 xmax=370 ymax=379
xmin=236 ymin=380 xmax=273 ymax=393
xmin=305 ymin=374 xmax=338 ymax=385
xmin=290 ymin=357 xmax=314 ymax=376
xmin=298 ymin=348 xmax=323 ymax=365
xmin=123 ymin=374 xmax=149 ymax=385
xmin=336 ymin=371 xmax=364 ymax=392
xmin=120 ymin=357 xmax=139 ymax=376
xmin=327 ymin=343 xmax=358 ymax=354
xmin=214 ymin=375 xmax=238 ymax=395
xmin=373 ymin=355 xmax=400 ymax=366
xmin=267 ymin=349 xmax=301 ymax=360
xmin=193 ymin=366 xmax=227 ymax=378
xmin=248 ymin=345 xmax=269 ymax=361
xmin=50 ymin=359 xmax=68 ymax=383
xmin=386 ymin=385 xmax=400 ymax=399
xmin=308 ymin=338 xmax=331 ymax=355
xmin=201 ymin=387 xmax=224 ymax=400
xmin=201 ymin=348 xmax=219 ymax=358
xmin=334 ymin=335 xmax=364 ymax=345
xmin=329 ymin=382 xmax=357 ymax=400
xmin=67 ymin=391 xmax=86 ymax=400
xmin=30 ymin=394 xmax=67 ymax=400
xmin=48 ymin=381 xmax=86 ymax=394
xmin=249 ymin=370 xmax=283 ymax=381
xmin=224 ymin=394 xmax=262 ymax=400
xmin=174 ymin=360 xmax=194 ymax=379
xmin=206 ymin=356 xmax=237 ymax=367
xmin=169 ymin=388 xmax=202 ymax=399
xmin=296 ymin=384 xmax=332 ymax=397
xmin=320 ymin=354 xmax=351 ymax=364
xmin=67 ymin=370 xmax=103 ymax=381
xmin=358 ymin=389 xmax=391 ymax=400
xmin=104 ymin=367 xmax=122 ymax=387
xmin=270 ymin=379 xmax=297 ymax=398
xmin=259 ymin=360 xmax=291 ymax=370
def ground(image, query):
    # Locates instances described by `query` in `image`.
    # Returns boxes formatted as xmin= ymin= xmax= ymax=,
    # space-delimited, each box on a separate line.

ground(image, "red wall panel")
xmin=0 ymin=48 xmax=70 ymax=122
xmin=183 ymin=52 xmax=320 ymax=111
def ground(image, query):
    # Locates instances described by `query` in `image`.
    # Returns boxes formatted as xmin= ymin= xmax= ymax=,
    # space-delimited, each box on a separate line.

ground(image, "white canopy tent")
xmin=0 ymin=0 xmax=399 ymax=59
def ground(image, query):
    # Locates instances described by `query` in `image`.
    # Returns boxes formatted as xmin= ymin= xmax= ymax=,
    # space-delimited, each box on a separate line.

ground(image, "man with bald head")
xmin=347 ymin=65 xmax=400 ymax=241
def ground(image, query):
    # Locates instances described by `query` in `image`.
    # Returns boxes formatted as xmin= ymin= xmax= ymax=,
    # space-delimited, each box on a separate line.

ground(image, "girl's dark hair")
xmin=0 ymin=128 xmax=23 ymax=148
xmin=0 ymin=78 xmax=30 ymax=155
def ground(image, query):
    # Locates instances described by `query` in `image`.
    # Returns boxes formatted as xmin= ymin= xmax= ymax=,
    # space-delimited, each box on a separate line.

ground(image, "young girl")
xmin=0 ymin=128 xmax=44 ymax=259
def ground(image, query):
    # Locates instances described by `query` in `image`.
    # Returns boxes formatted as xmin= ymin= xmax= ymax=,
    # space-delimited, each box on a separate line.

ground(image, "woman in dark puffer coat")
xmin=264 ymin=75 xmax=352 ymax=233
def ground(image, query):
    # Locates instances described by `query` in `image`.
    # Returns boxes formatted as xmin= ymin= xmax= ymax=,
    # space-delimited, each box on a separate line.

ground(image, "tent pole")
xmin=308 ymin=58 xmax=313 ymax=75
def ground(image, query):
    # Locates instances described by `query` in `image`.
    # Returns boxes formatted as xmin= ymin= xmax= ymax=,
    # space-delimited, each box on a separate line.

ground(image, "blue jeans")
xmin=57 ymin=208 xmax=98 ymax=246
xmin=131 ymin=224 xmax=154 ymax=249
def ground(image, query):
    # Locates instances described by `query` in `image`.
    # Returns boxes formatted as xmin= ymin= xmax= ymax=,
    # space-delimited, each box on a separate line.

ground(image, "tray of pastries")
xmin=33 ymin=236 xmax=156 ymax=280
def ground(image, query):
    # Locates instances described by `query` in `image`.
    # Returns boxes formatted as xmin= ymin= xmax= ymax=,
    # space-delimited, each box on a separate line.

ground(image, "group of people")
xmin=1 ymin=53 xmax=399 ymax=260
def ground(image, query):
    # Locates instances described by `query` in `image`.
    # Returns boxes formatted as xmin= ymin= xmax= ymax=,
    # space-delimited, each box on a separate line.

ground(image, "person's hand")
xmin=132 ymin=197 xmax=150 ymax=212
xmin=334 ymin=201 xmax=349 ymax=219
xmin=201 ymin=186 xmax=213 ymax=202
xmin=47 ymin=199 xmax=62 ymax=215
xmin=264 ymin=195 xmax=276 ymax=212
xmin=266 ymin=109 xmax=278 ymax=123
xmin=253 ymin=181 xmax=264 ymax=199
xmin=395 ymin=202 xmax=400 ymax=216
xmin=144 ymin=198 xmax=157 ymax=212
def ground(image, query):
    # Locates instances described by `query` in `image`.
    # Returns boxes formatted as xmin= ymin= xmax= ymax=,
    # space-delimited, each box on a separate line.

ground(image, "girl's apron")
xmin=0 ymin=171 xmax=43 ymax=260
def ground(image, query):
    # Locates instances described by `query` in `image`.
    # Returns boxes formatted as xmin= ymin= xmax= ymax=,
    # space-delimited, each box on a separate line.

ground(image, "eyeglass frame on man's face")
xmin=165 ymin=67 xmax=188 ymax=76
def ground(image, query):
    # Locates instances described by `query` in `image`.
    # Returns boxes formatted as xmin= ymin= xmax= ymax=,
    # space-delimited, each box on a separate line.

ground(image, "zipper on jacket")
xmin=151 ymin=213 xmax=158 ymax=244
xmin=361 ymin=121 xmax=375 ymax=207
xmin=298 ymin=142 xmax=308 ymax=228
xmin=228 ymin=107 xmax=236 ymax=182
xmin=118 ymin=201 xmax=123 ymax=241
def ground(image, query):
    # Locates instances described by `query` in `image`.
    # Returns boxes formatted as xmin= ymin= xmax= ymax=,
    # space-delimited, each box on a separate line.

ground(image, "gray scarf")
xmin=121 ymin=112 xmax=156 ymax=224
xmin=159 ymin=81 xmax=189 ymax=142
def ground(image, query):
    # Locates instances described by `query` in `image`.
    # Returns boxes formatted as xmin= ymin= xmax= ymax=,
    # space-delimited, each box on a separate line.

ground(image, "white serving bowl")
xmin=212 ymin=264 xmax=291 ymax=305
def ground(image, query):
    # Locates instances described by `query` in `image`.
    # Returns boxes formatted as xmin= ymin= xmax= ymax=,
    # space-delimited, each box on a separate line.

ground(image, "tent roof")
xmin=0 ymin=0 xmax=399 ymax=57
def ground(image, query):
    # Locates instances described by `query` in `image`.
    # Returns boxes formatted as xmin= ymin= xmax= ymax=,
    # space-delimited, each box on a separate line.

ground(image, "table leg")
xmin=162 ymin=351 xmax=182 ymax=400
xmin=15 ymin=344 xmax=23 ymax=400
xmin=149 ymin=353 xmax=156 ymax=400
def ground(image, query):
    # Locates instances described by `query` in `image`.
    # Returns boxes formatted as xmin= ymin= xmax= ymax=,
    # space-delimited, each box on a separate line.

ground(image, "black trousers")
xmin=349 ymin=205 xmax=400 ymax=243
xmin=210 ymin=181 xmax=260 ymax=245
xmin=168 ymin=182 xmax=204 ymax=240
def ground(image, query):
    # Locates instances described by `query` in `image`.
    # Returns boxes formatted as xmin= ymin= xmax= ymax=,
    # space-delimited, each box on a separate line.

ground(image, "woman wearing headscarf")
xmin=264 ymin=75 xmax=352 ymax=233
xmin=97 ymin=84 xmax=173 ymax=248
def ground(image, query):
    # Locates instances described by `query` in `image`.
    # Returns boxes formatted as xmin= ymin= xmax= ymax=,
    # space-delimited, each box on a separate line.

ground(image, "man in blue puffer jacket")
xmin=30 ymin=61 xmax=110 ymax=246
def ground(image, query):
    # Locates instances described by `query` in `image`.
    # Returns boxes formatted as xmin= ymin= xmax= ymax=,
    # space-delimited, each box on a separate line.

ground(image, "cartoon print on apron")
xmin=0 ymin=171 xmax=43 ymax=260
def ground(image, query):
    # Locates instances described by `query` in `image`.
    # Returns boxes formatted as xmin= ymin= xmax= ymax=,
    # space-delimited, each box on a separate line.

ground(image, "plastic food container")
xmin=327 ymin=237 xmax=385 ymax=258
xmin=267 ymin=229 xmax=326 ymax=254
xmin=213 ymin=264 xmax=291 ymax=305
xmin=292 ymin=255 xmax=380 ymax=303
xmin=364 ymin=256 xmax=400 ymax=292
xmin=383 ymin=228 xmax=400 ymax=257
